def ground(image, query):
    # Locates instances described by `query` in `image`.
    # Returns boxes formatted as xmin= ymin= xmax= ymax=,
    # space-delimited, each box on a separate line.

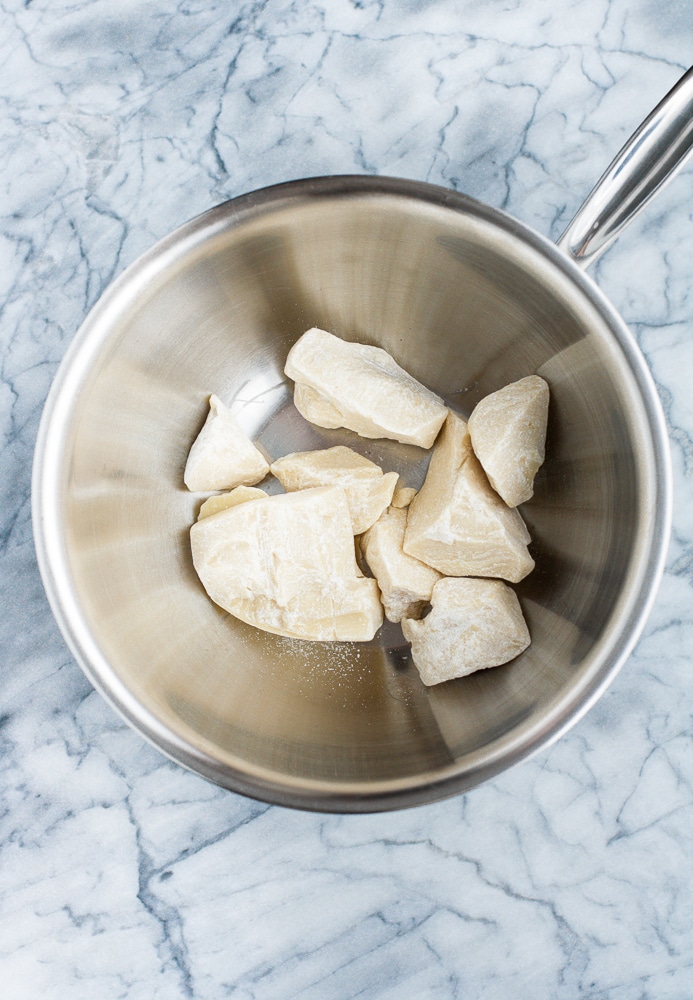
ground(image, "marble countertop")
xmin=2 ymin=1 xmax=692 ymax=997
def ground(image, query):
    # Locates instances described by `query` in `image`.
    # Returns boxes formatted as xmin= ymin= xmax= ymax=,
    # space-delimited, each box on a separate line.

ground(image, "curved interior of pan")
xmin=42 ymin=178 xmax=666 ymax=809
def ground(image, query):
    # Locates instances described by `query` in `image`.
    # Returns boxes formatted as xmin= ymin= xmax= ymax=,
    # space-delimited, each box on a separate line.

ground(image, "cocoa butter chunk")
xmin=293 ymin=382 xmax=345 ymax=430
xmin=190 ymin=485 xmax=383 ymax=641
xmin=270 ymin=446 xmax=398 ymax=534
xmin=361 ymin=506 xmax=441 ymax=623
xmin=468 ymin=375 xmax=549 ymax=507
xmin=184 ymin=394 xmax=269 ymax=491
xmin=285 ymin=328 xmax=447 ymax=448
xmin=197 ymin=486 xmax=267 ymax=520
xmin=403 ymin=410 xmax=534 ymax=583
xmin=402 ymin=577 xmax=530 ymax=685
xmin=391 ymin=486 xmax=417 ymax=509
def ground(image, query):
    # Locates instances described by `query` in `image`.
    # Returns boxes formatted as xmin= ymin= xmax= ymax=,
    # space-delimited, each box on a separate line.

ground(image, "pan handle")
xmin=557 ymin=66 xmax=693 ymax=268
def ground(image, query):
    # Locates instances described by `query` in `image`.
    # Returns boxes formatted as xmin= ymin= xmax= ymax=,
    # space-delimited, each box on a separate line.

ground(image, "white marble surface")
xmin=2 ymin=1 xmax=693 ymax=997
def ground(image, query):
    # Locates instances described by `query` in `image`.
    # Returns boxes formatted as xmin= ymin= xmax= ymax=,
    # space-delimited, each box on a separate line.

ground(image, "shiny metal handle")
xmin=558 ymin=66 xmax=693 ymax=268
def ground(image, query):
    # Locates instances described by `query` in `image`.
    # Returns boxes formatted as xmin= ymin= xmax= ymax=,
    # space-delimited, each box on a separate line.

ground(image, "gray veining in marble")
xmin=1 ymin=1 xmax=693 ymax=997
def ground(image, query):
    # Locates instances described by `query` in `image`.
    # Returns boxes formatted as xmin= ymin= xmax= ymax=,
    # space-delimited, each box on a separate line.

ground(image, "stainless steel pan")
xmin=33 ymin=69 xmax=693 ymax=811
